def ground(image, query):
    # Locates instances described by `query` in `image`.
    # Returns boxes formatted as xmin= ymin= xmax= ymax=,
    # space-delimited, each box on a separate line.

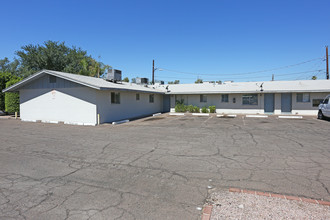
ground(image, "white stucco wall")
xmin=170 ymin=92 xmax=330 ymax=115
xmin=20 ymin=87 xmax=97 ymax=125
xmin=19 ymin=75 xmax=98 ymax=125
xmin=96 ymin=90 xmax=163 ymax=123
xmin=171 ymin=93 xmax=265 ymax=114
xmin=291 ymin=92 xmax=329 ymax=115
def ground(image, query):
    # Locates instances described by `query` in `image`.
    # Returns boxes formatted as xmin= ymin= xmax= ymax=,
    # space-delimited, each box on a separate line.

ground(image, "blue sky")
xmin=1 ymin=0 xmax=329 ymax=83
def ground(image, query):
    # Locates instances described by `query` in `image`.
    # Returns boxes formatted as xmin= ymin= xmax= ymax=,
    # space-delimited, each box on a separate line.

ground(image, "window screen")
xmin=149 ymin=94 xmax=154 ymax=103
xmin=312 ymin=99 xmax=323 ymax=107
xmin=111 ymin=92 xmax=120 ymax=104
xmin=296 ymin=93 xmax=310 ymax=102
xmin=200 ymin=95 xmax=207 ymax=102
xmin=221 ymin=94 xmax=229 ymax=102
xmin=242 ymin=94 xmax=258 ymax=105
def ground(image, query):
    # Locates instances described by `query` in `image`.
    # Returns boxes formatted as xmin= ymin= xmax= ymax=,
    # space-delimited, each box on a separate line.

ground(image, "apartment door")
xmin=264 ymin=93 xmax=274 ymax=113
xmin=281 ymin=93 xmax=292 ymax=113
xmin=163 ymin=95 xmax=170 ymax=112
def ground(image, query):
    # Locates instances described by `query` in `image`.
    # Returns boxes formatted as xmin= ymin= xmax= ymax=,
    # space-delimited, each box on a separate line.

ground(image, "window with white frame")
xmin=111 ymin=92 xmax=120 ymax=104
xmin=296 ymin=93 xmax=310 ymax=103
xmin=200 ymin=95 xmax=207 ymax=102
xmin=242 ymin=94 xmax=258 ymax=105
xmin=149 ymin=94 xmax=154 ymax=103
xmin=221 ymin=94 xmax=229 ymax=102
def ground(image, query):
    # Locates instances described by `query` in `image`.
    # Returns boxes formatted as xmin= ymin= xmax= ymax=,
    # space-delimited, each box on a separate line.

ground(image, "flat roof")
xmin=166 ymin=80 xmax=330 ymax=94
xmin=3 ymin=70 xmax=330 ymax=95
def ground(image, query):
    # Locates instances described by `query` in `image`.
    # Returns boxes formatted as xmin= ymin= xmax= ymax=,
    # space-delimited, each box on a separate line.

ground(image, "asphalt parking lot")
xmin=0 ymin=114 xmax=329 ymax=219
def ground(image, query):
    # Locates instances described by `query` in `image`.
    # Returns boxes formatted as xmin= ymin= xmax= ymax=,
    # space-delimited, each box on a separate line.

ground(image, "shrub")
xmin=175 ymin=103 xmax=187 ymax=112
xmin=187 ymin=105 xmax=201 ymax=113
xmin=187 ymin=105 xmax=194 ymax=113
xmin=5 ymin=78 xmax=21 ymax=113
xmin=193 ymin=106 xmax=200 ymax=113
xmin=209 ymin=105 xmax=216 ymax=113
xmin=201 ymin=106 xmax=209 ymax=113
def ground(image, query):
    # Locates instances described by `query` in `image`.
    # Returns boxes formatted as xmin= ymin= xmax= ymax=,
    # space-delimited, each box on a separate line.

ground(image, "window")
xmin=200 ymin=95 xmax=207 ymax=103
xmin=296 ymin=93 xmax=310 ymax=102
xmin=49 ymin=75 xmax=56 ymax=83
xmin=136 ymin=94 xmax=140 ymax=101
xmin=221 ymin=94 xmax=229 ymax=102
xmin=111 ymin=92 xmax=120 ymax=104
xmin=323 ymin=98 xmax=329 ymax=104
xmin=149 ymin=94 xmax=154 ymax=103
xmin=312 ymin=99 xmax=324 ymax=107
xmin=242 ymin=94 xmax=258 ymax=105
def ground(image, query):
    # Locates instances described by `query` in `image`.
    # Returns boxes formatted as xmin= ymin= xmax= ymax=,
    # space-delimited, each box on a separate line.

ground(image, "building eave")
xmin=2 ymin=70 xmax=102 ymax=92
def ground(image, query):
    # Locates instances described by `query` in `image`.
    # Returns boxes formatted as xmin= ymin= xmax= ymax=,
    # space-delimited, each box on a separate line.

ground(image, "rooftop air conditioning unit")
xmin=155 ymin=80 xmax=164 ymax=85
xmin=136 ymin=77 xmax=149 ymax=85
xmin=106 ymin=68 xmax=122 ymax=82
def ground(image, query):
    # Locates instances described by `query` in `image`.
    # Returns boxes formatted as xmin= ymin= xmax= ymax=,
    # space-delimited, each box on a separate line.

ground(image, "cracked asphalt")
xmin=0 ymin=115 xmax=330 ymax=219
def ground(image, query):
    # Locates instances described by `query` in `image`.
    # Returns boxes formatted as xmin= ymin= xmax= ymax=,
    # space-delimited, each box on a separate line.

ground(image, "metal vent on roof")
xmin=136 ymin=77 xmax=149 ymax=85
xmin=105 ymin=68 xmax=122 ymax=82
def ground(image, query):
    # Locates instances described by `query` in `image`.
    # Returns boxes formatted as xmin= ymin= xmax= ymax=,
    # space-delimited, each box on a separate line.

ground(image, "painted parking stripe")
xmin=169 ymin=113 xmax=185 ymax=116
xmin=278 ymin=116 xmax=303 ymax=119
xmin=245 ymin=115 xmax=268 ymax=118
xmin=192 ymin=113 xmax=209 ymax=116
xmin=217 ymin=114 xmax=237 ymax=118
xmin=153 ymin=113 xmax=162 ymax=116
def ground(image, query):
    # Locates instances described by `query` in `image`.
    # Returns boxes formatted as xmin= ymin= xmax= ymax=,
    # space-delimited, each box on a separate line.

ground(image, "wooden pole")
xmin=152 ymin=60 xmax=155 ymax=85
xmin=326 ymin=46 xmax=329 ymax=80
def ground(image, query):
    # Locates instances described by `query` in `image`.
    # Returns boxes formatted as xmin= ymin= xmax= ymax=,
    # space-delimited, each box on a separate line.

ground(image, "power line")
xmin=156 ymin=69 xmax=323 ymax=81
xmin=158 ymin=57 xmax=324 ymax=77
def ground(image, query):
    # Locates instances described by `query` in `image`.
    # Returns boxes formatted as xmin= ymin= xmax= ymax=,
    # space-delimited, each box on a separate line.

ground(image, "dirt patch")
xmin=207 ymin=189 xmax=330 ymax=219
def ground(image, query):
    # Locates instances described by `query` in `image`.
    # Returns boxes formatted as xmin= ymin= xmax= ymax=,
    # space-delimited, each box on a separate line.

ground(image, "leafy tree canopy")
xmin=168 ymin=80 xmax=180 ymax=84
xmin=1 ymin=41 xmax=111 ymax=78
xmin=123 ymin=77 xmax=129 ymax=82
xmin=0 ymin=72 xmax=20 ymax=111
xmin=195 ymin=78 xmax=203 ymax=84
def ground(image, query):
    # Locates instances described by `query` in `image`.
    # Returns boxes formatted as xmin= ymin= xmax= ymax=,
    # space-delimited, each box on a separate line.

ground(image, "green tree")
xmin=131 ymin=78 xmax=136 ymax=83
xmin=14 ymin=41 xmax=110 ymax=78
xmin=312 ymin=76 xmax=317 ymax=80
xmin=123 ymin=77 xmax=129 ymax=82
xmin=0 ymin=72 xmax=15 ymax=111
xmin=5 ymin=77 xmax=21 ymax=113
xmin=195 ymin=78 xmax=203 ymax=84
xmin=168 ymin=80 xmax=180 ymax=84
xmin=0 ymin=58 xmax=19 ymax=75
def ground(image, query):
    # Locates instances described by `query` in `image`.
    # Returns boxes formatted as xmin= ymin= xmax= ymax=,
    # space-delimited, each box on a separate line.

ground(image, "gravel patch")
xmin=208 ymin=189 xmax=330 ymax=220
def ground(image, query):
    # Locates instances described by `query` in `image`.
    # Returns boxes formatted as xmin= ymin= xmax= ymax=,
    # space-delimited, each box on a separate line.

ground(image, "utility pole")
xmin=272 ymin=74 xmax=274 ymax=81
xmin=152 ymin=60 xmax=155 ymax=85
xmin=326 ymin=46 xmax=329 ymax=80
